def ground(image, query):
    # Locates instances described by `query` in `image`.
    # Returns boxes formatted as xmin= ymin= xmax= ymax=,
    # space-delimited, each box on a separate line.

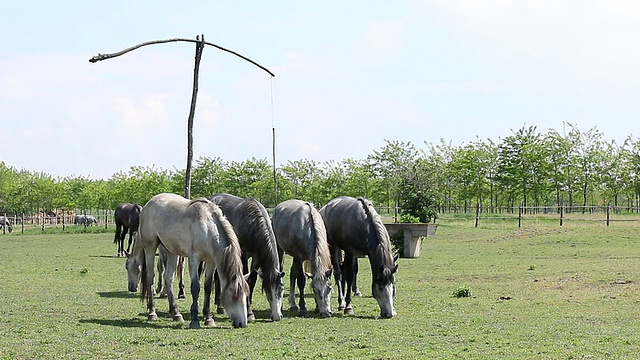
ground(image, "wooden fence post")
xmin=559 ymin=204 xmax=564 ymax=226
xmin=606 ymin=203 xmax=610 ymax=226
xmin=518 ymin=204 xmax=522 ymax=228
xmin=475 ymin=203 xmax=480 ymax=228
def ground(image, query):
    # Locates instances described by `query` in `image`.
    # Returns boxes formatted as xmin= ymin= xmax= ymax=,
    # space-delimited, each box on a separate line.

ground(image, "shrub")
xmin=452 ymin=285 xmax=472 ymax=298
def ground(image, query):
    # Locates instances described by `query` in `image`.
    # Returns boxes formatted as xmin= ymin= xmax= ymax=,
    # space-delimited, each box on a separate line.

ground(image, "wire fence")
xmin=3 ymin=204 xmax=640 ymax=235
xmin=0 ymin=209 xmax=115 ymax=234
xmin=436 ymin=204 xmax=640 ymax=227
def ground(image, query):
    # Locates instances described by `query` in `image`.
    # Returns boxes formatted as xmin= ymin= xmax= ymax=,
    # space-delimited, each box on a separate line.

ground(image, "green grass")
xmin=1 ymin=220 xmax=639 ymax=359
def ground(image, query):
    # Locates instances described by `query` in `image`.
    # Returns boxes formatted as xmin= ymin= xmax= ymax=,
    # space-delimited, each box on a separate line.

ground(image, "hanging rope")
xmin=270 ymin=76 xmax=278 ymax=204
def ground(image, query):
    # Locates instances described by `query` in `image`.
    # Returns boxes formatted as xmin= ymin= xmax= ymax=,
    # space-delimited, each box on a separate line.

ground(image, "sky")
xmin=2 ymin=1 xmax=640 ymax=180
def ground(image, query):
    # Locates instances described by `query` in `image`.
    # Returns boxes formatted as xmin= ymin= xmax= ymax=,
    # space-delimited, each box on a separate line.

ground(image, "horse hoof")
xmin=248 ymin=313 xmax=256 ymax=322
xmin=178 ymin=293 xmax=186 ymax=299
xmin=299 ymin=309 xmax=308 ymax=317
xmin=148 ymin=313 xmax=158 ymax=321
xmin=189 ymin=321 xmax=201 ymax=329
xmin=338 ymin=304 xmax=345 ymax=311
xmin=216 ymin=306 xmax=226 ymax=315
xmin=173 ymin=314 xmax=184 ymax=323
xmin=344 ymin=306 xmax=354 ymax=316
xmin=204 ymin=318 xmax=216 ymax=327
xmin=354 ymin=290 xmax=363 ymax=297
xmin=289 ymin=305 xmax=299 ymax=312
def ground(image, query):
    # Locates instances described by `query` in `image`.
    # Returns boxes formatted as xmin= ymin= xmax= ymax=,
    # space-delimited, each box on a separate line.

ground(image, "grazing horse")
xmin=320 ymin=196 xmax=398 ymax=318
xmin=273 ymin=199 xmax=333 ymax=318
xmin=125 ymin=193 xmax=249 ymax=329
xmin=209 ymin=193 xmax=284 ymax=322
xmin=74 ymin=215 xmax=97 ymax=226
xmin=114 ymin=203 xmax=142 ymax=257
xmin=0 ymin=216 xmax=13 ymax=233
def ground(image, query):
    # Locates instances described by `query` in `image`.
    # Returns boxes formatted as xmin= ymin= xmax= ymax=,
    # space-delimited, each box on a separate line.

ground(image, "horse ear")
xmin=392 ymin=264 xmax=399 ymax=274
xmin=393 ymin=253 xmax=399 ymax=263
xmin=304 ymin=272 xmax=313 ymax=279
xmin=324 ymin=268 xmax=332 ymax=278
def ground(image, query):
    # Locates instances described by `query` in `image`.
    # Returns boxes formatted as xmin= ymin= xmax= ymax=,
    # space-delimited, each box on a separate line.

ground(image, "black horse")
xmin=320 ymin=196 xmax=398 ymax=318
xmin=114 ymin=203 xmax=142 ymax=257
xmin=0 ymin=216 xmax=13 ymax=233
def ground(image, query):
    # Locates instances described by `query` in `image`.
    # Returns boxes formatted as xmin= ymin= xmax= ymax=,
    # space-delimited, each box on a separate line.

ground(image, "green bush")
xmin=452 ymin=285 xmax=472 ymax=298
xmin=390 ymin=230 xmax=404 ymax=255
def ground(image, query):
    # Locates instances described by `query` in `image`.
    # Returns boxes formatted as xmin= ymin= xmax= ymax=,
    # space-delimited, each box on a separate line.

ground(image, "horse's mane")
xmin=240 ymin=198 xmax=282 ymax=291
xmin=308 ymin=202 xmax=332 ymax=274
xmin=241 ymin=198 xmax=278 ymax=267
xmin=358 ymin=197 xmax=394 ymax=268
xmin=208 ymin=201 xmax=249 ymax=300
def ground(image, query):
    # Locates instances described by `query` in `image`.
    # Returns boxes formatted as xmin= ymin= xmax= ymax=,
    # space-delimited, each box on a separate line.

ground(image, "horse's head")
xmin=259 ymin=270 xmax=285 ymax=321
xmin=124 ymin=251 xmax=141 ymax=293
xmin=308 ymin=268 xmax=333 ymax=318
xmin=220 ymin=275 xmax=250 ymax=328
xmin=372 ymin=263 xmax=398 ymax=319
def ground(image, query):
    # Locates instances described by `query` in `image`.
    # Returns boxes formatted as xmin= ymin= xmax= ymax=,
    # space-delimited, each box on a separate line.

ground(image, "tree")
xmin=496 ymin=125 xmax=548 ymax=210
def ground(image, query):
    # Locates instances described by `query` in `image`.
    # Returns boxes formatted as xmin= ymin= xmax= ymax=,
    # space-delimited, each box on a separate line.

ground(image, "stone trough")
xmin=384 ymin=223 xmax=437 ymax=258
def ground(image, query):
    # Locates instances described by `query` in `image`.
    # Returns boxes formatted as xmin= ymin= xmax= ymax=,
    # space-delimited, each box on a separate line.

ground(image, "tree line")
xmin=2 ymin=123 xmax=640 ymax=220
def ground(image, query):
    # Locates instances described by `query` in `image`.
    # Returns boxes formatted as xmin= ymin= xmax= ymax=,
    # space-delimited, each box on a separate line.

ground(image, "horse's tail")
xmin=139 ymin=247 xmax=149 ymax=301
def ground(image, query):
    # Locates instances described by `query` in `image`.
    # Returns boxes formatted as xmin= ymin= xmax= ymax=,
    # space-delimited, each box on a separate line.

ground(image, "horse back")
xmin=273 ymin=199 xmax=317 ymax=258
xmin=320 ymin=196 xmax=379 ymax=256
xmin=139 ymin=193 xmax=221 ymax=259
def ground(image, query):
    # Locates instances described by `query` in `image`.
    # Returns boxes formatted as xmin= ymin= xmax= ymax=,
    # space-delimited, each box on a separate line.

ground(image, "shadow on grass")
xmin=79 ymin=318 xmax=180 ymax=329
xmin=97 ymin=291 xmax=138 ymax=299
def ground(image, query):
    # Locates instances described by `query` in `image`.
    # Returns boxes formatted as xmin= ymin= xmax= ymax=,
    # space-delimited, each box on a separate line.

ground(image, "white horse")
xmin=126 ymin=193 xmax=249 ymax=329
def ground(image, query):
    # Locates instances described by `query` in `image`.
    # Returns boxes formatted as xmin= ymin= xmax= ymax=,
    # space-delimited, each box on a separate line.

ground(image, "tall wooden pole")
xmin=184 ymin=35 xmax=205 ymax=199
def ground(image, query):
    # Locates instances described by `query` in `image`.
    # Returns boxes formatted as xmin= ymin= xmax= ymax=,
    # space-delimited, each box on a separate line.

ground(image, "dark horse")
xmin=209 ymin=193 xmax=284 ymax=322
xmin=0 ymin=216 xmax=13 ymax=233
xmin=114 ymin=203 xmax=142 ymax=257
xmin=320 ymin=196 xmax=398 ymax=318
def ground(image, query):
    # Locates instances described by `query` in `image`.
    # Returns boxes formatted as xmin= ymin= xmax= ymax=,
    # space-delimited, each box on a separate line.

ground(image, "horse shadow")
xmin=96 ymin=291 xmax=138 ymax=299
xmin=79 ymin=317 xmax=180 ymax=329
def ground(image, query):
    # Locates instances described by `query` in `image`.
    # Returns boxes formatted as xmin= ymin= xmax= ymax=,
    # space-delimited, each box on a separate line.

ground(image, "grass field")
xmin=0 ymin=220 xmax=639 ymax=359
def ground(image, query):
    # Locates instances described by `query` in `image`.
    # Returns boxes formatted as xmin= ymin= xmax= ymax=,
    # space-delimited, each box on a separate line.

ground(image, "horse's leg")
xmin=163 ymin=253 xmax=183 ymax=323
xmin=329 ymin=245 xmax=345 ymax=310
xmin=288 ymin=260 xmax=298 ymax=311
xmin=214 ymin=269 xmax=225 ymax=314
xmin=156 ymin=246 xmax=166 ymax=297
xmin=188 ymin=256 xmax=202 ymax=329
xmin=202 ymin=265 xmax=216 ymax=327
xmin=342 ymin=252 xmax=355 ymax=315
xmin=353 ymin=256 xmax=362 ymax=296
xmin=143 ymin=249 xmax=158 ymax=321
xmin=293 ymin=258 xmax=308 ymax=317
xmin=114 ymin=224 xmax=122 ymax=256
xmin=126 ymin=229 xmax=134 ymax=253
xmin=121 ymin=227 xmax=130 ymax=257
xmin=243 ymin=256 xmax=256 ymax=322
xmin=155 ymin=261 xmax=164 ymax=297
xmin=177 ymin=256 xmax=186 ymax=299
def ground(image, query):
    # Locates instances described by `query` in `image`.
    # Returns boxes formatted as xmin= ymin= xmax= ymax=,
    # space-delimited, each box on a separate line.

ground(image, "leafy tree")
xmin=569 ymin=124 xmax=604 ymax=211
xmin=279 ymin=159 xmax=321 ymax=203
